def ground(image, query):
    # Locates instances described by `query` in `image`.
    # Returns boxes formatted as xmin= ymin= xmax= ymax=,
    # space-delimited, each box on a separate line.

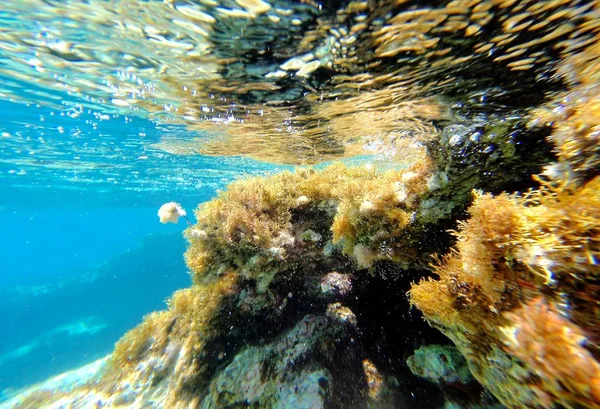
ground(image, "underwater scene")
xmin=0 ymin=0 xmax=599 ymax=408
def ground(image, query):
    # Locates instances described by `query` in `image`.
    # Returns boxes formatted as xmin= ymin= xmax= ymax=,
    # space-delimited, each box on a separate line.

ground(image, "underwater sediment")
xmin=5 ymin=0 xmax=600 ymax=408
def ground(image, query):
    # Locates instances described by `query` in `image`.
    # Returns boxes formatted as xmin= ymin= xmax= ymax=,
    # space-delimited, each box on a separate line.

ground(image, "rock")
xmin=320 ymin=272 xmax=353 ymax=297
xmin=407 ymin=345 xmax=474 ymax=385
xmin=202 ymin=315 xmax=333 ymax=409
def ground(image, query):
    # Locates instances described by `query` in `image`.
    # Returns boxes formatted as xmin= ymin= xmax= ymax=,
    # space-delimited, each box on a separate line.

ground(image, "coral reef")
xmin=10 ymin=142 xmax=599 ymax=409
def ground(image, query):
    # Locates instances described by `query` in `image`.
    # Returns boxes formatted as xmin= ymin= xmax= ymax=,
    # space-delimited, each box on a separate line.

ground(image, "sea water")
xmin=0 ymin=0 xmax=599 ymax=408
xmin=0 ymin=96 xmax=282 ymax=397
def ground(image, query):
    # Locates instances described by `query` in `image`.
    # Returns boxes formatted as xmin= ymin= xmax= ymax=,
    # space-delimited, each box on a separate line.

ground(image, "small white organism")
xmin=296 ymin=195 xmax=310 ymax=207
xmin=359 ymin=200 xmax=376 ymax=214
xmin=190 ymin=228 xmax=208 ymax=240
xmin=158 ymin=202 xmax=187 ymax=224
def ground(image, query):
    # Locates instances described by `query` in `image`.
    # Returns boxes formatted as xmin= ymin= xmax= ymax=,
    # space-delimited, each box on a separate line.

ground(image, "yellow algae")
xmin=408 ymin=37 xmax=600 ymax=402
xmin=183 ymin=161 xmax=442 ymax=285
xmin=503 ymin=297 xmax=600 ymax=407
xmin=410 ymin=177 xmax=600 ymax=407
xmin=362 ymin=359 xmax=384 ymax=400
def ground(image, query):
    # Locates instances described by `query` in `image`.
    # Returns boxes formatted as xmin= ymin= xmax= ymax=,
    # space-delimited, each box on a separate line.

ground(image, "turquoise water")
xmin=0 ymin=2 xmax=291 ymax=396
xmin=0 ymin=94 xmax=284 ymax=397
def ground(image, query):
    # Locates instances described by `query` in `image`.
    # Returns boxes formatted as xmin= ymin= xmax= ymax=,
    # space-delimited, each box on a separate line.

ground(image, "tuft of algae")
xmin=184 ymin=156 xmax=439 ymax=286
xmin=410 ymin=177 xmax=600 ymax=408
xmin=409 ymin=57 xmax=600 ymax=407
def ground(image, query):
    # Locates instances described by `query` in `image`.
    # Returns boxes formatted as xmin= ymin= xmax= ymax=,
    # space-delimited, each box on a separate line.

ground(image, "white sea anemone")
xmin=158 ymin=202 xmax=187 ymax=224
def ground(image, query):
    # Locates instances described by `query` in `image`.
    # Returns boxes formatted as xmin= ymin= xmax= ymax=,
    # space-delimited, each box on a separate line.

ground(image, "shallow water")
xmin=0 ymin=65 xmax=284 ymax=396
xmin=1 ymin=0 xmax=599 ymax=408
xmin=0 ymin=95 xmax=283 ymax=394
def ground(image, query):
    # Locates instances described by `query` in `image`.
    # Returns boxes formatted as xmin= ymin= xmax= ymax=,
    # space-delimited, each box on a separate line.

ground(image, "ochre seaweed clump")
xmin=184 ymin=156 xmax=442 ymax=290
xmin=503 ymin=297 xmax=600 ymax=408
xmin=409 ymin=175 xmax=600 ymax=408
xmin=528 ymin=41 xmax=600 ymax=188
xmin=409 ymin=32 xmax=600 ymax=407
xmin=109 ymin=274 xmax=238 ymax=408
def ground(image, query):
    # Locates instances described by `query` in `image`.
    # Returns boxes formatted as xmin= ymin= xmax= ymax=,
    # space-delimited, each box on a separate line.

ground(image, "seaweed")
xmin=410 ymin=175 xmax=600 ymax=408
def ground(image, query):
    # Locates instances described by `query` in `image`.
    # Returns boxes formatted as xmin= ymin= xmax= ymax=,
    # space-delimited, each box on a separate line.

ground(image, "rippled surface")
xmin=0 ymin=97 xmax=285 ymax=209
xmin=2 ymin=0 xmax=598 ymax=166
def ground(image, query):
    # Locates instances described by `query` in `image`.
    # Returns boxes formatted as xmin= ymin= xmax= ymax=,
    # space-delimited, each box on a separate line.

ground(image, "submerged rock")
xmin=320 ymin=272 xmax=353 ymax=298
xmin=410 ymin=114 xmax=600 ymax=407
xmin=407 ymin=345 xmax=473 ymax=385
xmin=202 ymin=315 xmax=332 ymax=409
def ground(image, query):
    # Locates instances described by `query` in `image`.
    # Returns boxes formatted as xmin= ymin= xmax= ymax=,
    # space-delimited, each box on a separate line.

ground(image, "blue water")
xmin=0 ymin=96 xmax=285 ymax=396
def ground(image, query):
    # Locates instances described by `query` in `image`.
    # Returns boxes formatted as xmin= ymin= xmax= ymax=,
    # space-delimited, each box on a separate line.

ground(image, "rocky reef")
xmin=6 ymin=1 xmax=600 ymax=409
xmin=409 ymin=42 xmax=600 ymax=408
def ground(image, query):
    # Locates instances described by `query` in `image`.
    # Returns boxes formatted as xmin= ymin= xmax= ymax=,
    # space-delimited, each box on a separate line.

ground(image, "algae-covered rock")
xmin=407 ymin=38 xmax=600 ymax=408
xmin=407 ymin=345 xmax=473 ymax=385
xmin=202 ymin=315 xmax=332 ymax=409
xmin=410 ymin=177 xmax=600 ymax=408
xmin=410 ymin=156 xmax=600 ymax=408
